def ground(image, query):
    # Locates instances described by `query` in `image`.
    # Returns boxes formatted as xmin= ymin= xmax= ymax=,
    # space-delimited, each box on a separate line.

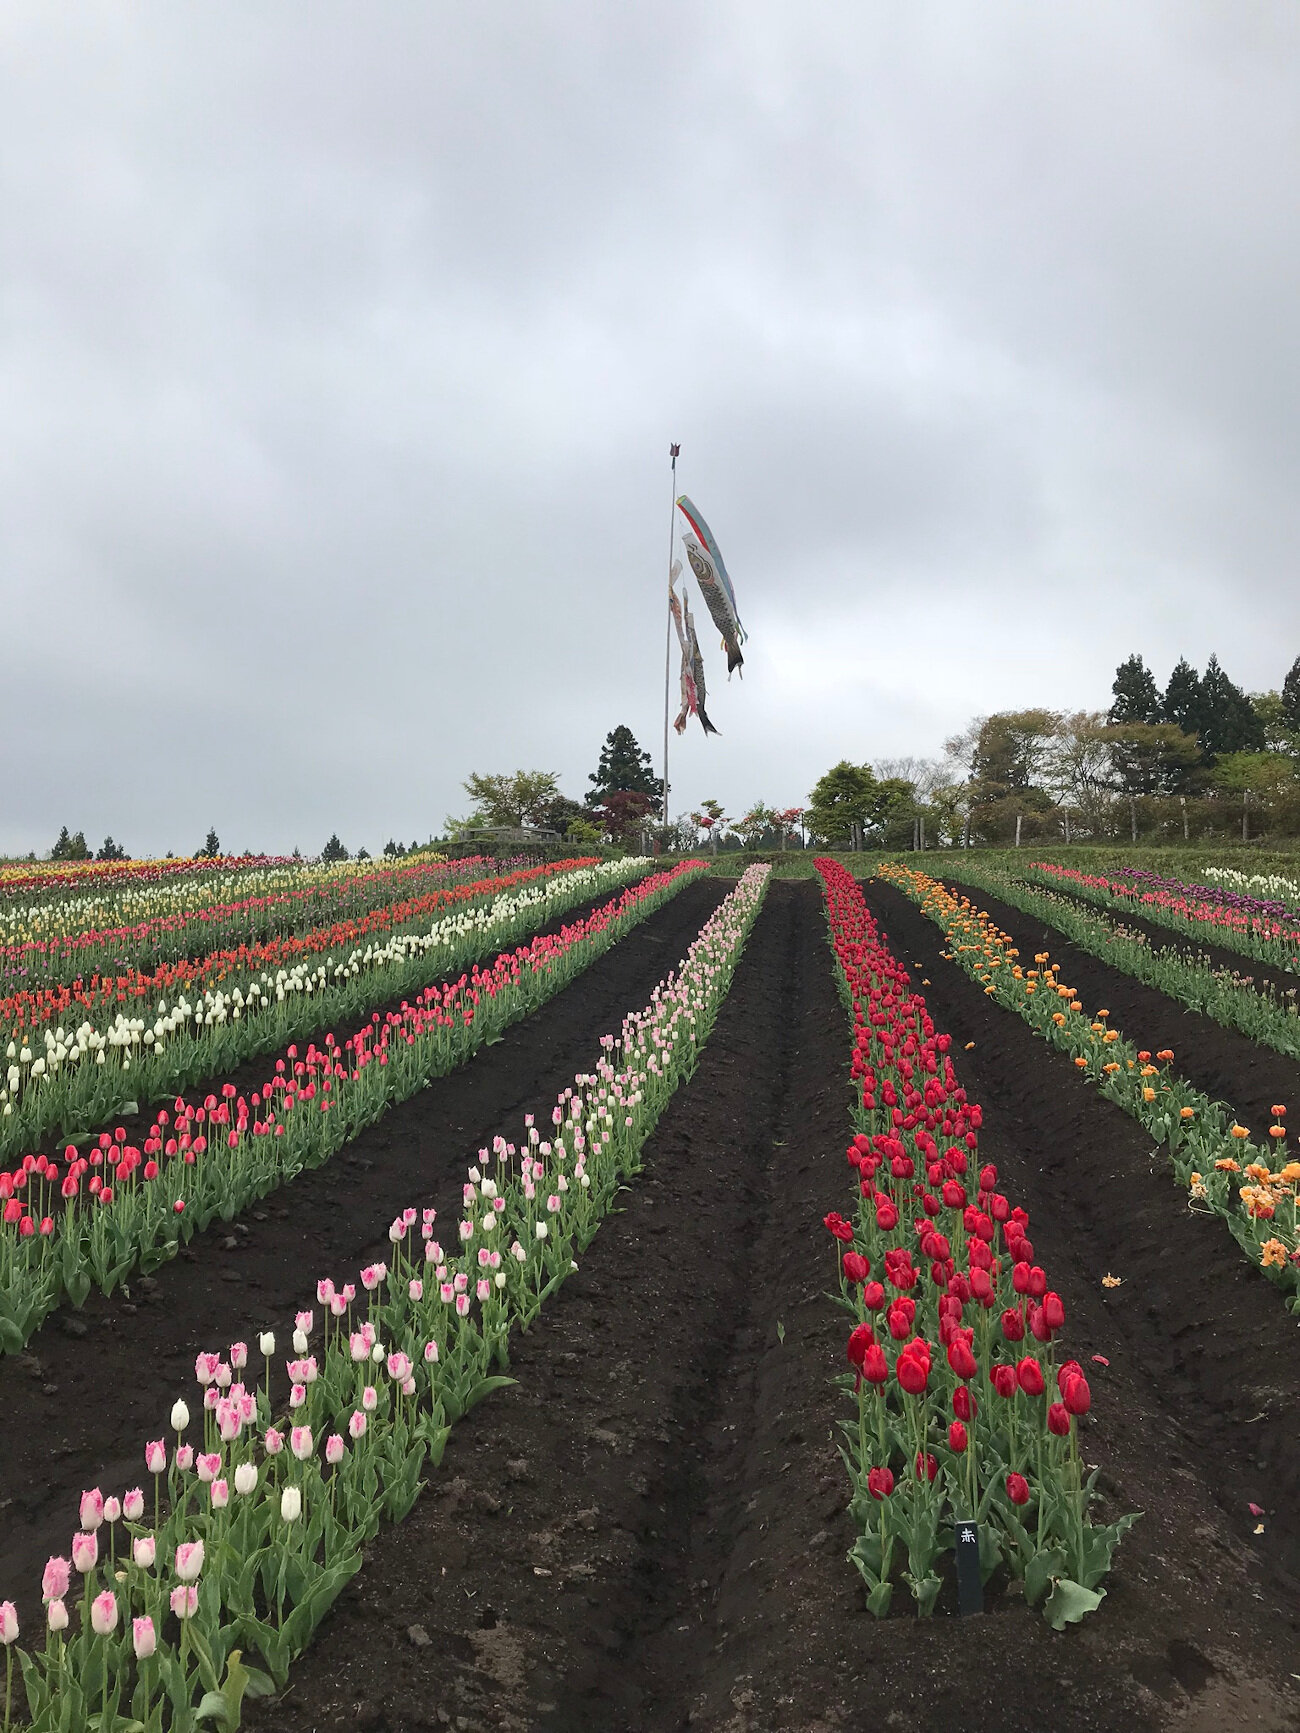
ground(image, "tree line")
xmin=803 ymin=651 xmax=1300 ymax=849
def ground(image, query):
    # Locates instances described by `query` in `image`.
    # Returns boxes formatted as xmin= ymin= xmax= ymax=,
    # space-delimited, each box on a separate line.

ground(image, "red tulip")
xmin=1062 ymin=1373 xmax=1091 ymax=1415
xmin=842 ymin=1252 xmax=870 ymax=1285
xmin=1016 ymin=1356 xmax=1045 ymax=1396
xmin=946 ymin=1336 xmax=977 ymax=1380
xmin=1000 ymin=1307 xmax=1024 ymax=1342
xmin=867 ymin=1466 xmax=894 ymax=1499
xmin=846 ymin=1324 xmax=874 ymax=1369
xmin=1006 ymin=1472 xmax=1030 ymax=1506
xmin=823 ymin=1212 xmax=855 ymax=1244
xmin=948 ymin=1420 xmax=968 ymax=1453
xmin=952 ymin=1385 xmax=975 ymax=1421
xmin=915 ymin=1450 xmax=939 ymax=1482
xmin=990 ymin=1364 xmax=1017 ymax=1399
xmin=1047 ymin=1402 xmax=1071 ymax=1437
xmin=861 ymin=1344 xmax=889 ymax=1385
xmin=862 ymin=1281 xmax=886 ymax=1311
xmin=1042 ymin=1292 xmax=1065 ymax=1329
xmin=896 ymin=1350 xmax=929 ymax=1395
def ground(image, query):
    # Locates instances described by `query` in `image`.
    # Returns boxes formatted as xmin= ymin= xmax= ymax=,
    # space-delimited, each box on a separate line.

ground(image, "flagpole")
xmin=662 ymin=443 xmax=679 ymax=833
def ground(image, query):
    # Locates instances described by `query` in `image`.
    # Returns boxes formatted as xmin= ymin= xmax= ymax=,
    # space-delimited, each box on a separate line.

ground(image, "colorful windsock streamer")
xmin=669 ymin=561 xmax=719 ymax=736
xmin=676 ymin=495 xmax=746 ymax=676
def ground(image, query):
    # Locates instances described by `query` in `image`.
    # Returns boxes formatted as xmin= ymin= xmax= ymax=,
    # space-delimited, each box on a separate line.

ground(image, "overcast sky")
xmin=4 ymin=3 xmax=1299 ymax=856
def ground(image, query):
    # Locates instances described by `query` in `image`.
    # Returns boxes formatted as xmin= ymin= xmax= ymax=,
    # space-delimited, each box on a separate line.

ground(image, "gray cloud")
xmin=3 ymin=1 xmax=1298 ymax=855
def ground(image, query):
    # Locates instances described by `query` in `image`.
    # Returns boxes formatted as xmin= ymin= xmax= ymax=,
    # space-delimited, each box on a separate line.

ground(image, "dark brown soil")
xmin=943 ymin=875 xmax=1300 ymax=1138
xmin=0 ymin=876 xmax=729 ymax=1621
xmin=233 ymin=882 xmax=1300 ymax=1733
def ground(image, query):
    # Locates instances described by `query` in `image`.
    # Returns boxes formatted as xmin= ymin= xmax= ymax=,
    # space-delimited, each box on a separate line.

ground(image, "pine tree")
xmin=1108 ymin=655 xmax=1162 ymax=724
xmin=1281 ymin=656 xmax=1300 ymax=733
xmin=197 ymin=829 xmax=221 ymax=859
xmin=586 ymin=726 xmax=663 ymax=813
xmin=1162 ymin=659 xmax=1204 ymax=744
xmin=320 ymin=834 xmax=349 ymax=862
xmin=51 ymin=826 xmax=72 ymax=860
xmin=1199 ymin=654 xmax=1264 ymax=760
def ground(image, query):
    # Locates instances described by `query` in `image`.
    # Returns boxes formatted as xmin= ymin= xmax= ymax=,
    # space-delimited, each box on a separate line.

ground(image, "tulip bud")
xmin=132 ymin=1536 xmax=155 ymax=1569
xmin=47 ymin=1599 xmax=68 ymax=1633
xmin=79 ymin=1489 xmax=105 ymax=1531
xmin=1005 ymin=1472 xmax=1031 ymax=1506
xmin=144 ymin=1440 xmax=166 ymax=1475
xmin=325 ymin=1434 xmax=344 ymax=1465
xmin=290 ymin=1425 xmax=313 ymax=1462
xmin=71 ymin=1532 xmax=98 ymax=1574
xmin=41 ymin=1558 xmax=70 ymax=1602
xmin=169 ymin=1585 xmax=198 ymax=1620
xmin=1047 ymin=1402 xmax=1071 ymax=1437
xmin=90 ymin=1591 xmax=118 ymax=1636
xmin=122 ymin=1488 xmax=144 ymax=1522
xmin=174 ymin=1540 xmax=204 ymax=1583
xmin=210 ymin=1478 xmax=229 ymax=1509
xmin=234 ymin=1462 xmax=258 ymax=1496
xmin=133 ymin=1615 xmax=156 ymax=1660
xmin=258 ymin=1332 xmax=275 ymax=1357
xmin=264 ymin=1428 xmax=283 ymax=1456
xmin=170 ymin=1400 xmax=190 ymax=1433
xmin=0 ymin=1602 xmax=17 ymax=1645
xmin=292 ymin=1329 xmax=309 ymax=1355
xmin=280 ymin=1486 xmax=302 ymax=1523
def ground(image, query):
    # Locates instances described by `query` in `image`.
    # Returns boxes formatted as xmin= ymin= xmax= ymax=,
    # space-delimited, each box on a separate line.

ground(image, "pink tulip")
xmin=361 ymin=1386 xmax=377 ymax=1413
xmin=316 ymin=1279 xmax=335 ymax=1305
xmin=46 ymin=1599 xmax=68 ymax=1633
xmin=71 ymin=1532 xmax=98 ymax=1574
xmin=79 ymin=1489 xmax=105 ymax=1531
xmin=90 ymin=1591 xmax=117 ymax=1636
xmin=169 ymin=1584 xmax=198 ymax=1620
xmin=41 ymin=1557 xmax=71 ymax=1602
xmin=229 ymin=1342 xmax=248 ymax=1370
xmin=174 ymin=1540 xmax=204 ymax=1583
xmin=144 ymin=1441 xmax=166 ymax=1475
xmin=325 ymin=1434 xmax=344 ymax=1465
xmin=210 ymin=1478 xmax=229 ymax=1509
xmin=0 ymin=1602 xmax=17 ymax=1645
xmin=423 ymin=1340 xmax=439 ymax=1363
xmin=122 ymin=1489 xmax=144 ymax=1522
xmin=175 ymin=1445 xmax=193 ymax=1471
xmin=295 ymin=1310 xmax=314 ymax=1334
xmin=348 ymin=1411 xmax=367 ymax=1440
xmin=264 ymin=1428 xmax=284 ymax=1456
xmin=195 ymin=1453 xmax=220 ymax=1485
xmin=290 ymin=1425 xmax=313 ymax=1462
xmin=103 ymin=1497 xmax=121 ymax=1525
xmin=132 ymin=1536 xmax=156 ymax=1569
xmin=132 ymin=1615 xmax=156 ymax=1660
xmin=289 ymin=1384 xmax=306 ymax=1410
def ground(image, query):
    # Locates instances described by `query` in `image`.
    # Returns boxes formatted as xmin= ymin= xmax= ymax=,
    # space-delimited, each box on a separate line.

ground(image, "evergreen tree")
xmin=1198 ymin=654 xmax=1264 ymax=760
xmin=1281 ymin=655 xmax=1300 ymax=733
xmin=96 ymin=836 xmax=127 ymax=861
xmin=51 ymin=826 xmax=73 ymax=860
xmin=1161 ymin=659 xmax=1204 ymax=743
xmin=320 ymin=834 xmax=349 ymax=862
xmin=586 ymin=726 xmax=662 ymax=814
xmin=197 ymin=829 xmax=221 ymax=859
xmin=1108 ymin=655 xmax=1162 ymax=724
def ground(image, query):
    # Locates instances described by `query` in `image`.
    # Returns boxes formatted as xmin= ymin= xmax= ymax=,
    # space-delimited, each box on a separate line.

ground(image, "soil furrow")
xmin=0 ymin=876 xmax=728 ymax=1621
xmin=942 ymin=875 xmax=1300 ymax=1134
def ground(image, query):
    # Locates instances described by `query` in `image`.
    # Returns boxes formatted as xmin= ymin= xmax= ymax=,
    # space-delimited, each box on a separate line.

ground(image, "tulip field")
xmin=0 ymin=855 xmax=1297 ymax=1730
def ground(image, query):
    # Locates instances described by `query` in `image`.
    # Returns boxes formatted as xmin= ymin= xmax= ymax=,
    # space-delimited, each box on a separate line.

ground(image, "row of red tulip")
xmin=814 ymin=858 xmax=1137 ymax=1626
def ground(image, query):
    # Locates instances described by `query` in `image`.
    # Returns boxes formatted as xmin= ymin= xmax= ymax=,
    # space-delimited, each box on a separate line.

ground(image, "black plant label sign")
xmin=955 ymin=1518 xmax=983 ymax=1616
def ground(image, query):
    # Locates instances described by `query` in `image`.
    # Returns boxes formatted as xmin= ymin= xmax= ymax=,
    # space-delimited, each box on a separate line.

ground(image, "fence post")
xmin=1014 ymin=814 xmax=1022 ymax=848
xmin=1180 ymin=795 xmax=1189 ymax=842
